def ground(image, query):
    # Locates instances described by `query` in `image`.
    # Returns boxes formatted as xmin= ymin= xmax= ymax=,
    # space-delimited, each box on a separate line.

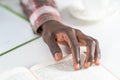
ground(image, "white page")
xmin=31 ymin=57 xmax=118 ymax=80
xmin=0 ymin=7 xmax=37 ymax=55
xmin=0 ymin=67 xmax=37 ymax=80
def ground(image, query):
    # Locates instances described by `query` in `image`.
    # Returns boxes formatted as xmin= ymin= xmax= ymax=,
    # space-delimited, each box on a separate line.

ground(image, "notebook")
xmin=0 ymin=54 xmax=118 ymax=80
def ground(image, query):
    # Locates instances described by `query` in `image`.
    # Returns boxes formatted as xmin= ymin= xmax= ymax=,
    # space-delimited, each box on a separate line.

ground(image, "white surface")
xmin=0 ymin=7 xmax=37 ymax=54
xmin=0 ymin=38 xmax=54 ymax=73
xmin=0 ymin=0 xmax=120 ymax=79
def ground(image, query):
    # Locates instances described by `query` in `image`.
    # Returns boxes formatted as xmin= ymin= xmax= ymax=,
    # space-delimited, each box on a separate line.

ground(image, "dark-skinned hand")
xmin=38 ymin=20 xmax=101 ymax=70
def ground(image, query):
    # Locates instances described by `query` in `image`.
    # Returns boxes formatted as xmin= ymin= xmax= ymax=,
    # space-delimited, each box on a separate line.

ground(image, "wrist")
xmin=29 ymin=5 xmax=62 ymax=34
xmin=37 ymin=20 xmax=62 ymax=34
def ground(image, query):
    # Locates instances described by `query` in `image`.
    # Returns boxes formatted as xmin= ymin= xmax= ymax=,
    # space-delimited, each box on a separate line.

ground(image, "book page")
xmin=0 ymin=67 xmax=37 ymax=80
xmin=0 ymin=6 xmax=37 ymax=55
xmin=30 ymin=45 xmax=87 ymax=70
xmin=31 ymin=57 xmax=118 ymax=80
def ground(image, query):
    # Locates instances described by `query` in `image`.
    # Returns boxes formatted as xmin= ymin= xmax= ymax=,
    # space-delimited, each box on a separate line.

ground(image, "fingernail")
xmin=74 ymin=63 xmax=81 ymax=70
xmin=84 ymin=62 xmax=90 ymax=69
xmin=94 ymin=59 xmax=100 ymax=66
xmin=54 ymin=53 xmax=62 ymax=61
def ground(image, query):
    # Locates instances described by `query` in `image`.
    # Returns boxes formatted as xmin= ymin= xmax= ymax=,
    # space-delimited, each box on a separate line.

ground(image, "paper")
xmin=31 ymin=57 xmax=118 ymax=80
xmin=0 ymin=67 xmax=37 ymax=80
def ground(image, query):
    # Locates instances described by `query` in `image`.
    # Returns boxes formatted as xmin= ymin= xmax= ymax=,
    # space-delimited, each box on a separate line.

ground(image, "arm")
xmin=20 ymin=0 xmax=100 ymax=70
xmin=20 ymin=0 xmax=60 ymax=34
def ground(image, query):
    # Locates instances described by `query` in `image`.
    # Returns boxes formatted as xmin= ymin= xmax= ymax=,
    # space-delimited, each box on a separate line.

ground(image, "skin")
xmin=38 ymin=20 xmax=101 ymax=70
xmin=20 ymin=0 xmax=101 ymax=70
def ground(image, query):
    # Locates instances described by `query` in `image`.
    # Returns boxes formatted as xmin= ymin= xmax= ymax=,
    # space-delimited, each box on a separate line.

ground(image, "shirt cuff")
xmin=29 ymin=5 xmax=62 ymax=34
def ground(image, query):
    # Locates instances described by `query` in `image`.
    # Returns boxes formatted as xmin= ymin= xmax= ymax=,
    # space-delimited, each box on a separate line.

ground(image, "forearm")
xmin=20 ymin=0 xmax=57 ymax=17
xmin=20 ymin=0 xmax=62 ymax=34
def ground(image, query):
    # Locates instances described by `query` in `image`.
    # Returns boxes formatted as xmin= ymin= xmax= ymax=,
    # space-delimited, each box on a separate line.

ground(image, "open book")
xmin=0 ymin=4 xmax=38 ymax=56
xmin=0 ymin=53 xmax=118 ymax=80
xmin=0 ymin=38 xmax=118 ymax=80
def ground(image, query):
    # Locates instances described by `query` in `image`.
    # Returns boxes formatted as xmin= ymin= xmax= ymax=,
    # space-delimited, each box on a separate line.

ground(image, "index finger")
xmin=56 ymin=29 xmax=81 ymax=70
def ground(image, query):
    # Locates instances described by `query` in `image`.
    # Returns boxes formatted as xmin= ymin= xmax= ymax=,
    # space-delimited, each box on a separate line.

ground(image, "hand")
xmin=38 ymin=20 xmax=100 ymax=70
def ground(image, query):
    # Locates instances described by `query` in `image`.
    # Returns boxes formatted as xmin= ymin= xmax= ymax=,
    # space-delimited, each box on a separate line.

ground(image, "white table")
xmin=0 ymin=0 xmax=120 ymax=79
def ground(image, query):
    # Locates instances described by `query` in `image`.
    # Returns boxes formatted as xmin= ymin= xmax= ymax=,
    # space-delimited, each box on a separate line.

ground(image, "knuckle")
xmin=65 ymin=28 xmax=72 ymax=34
xmin=92 ymin=40 xmax=96 ymax=45
xmin=87 ymin=38 xmax=95 ymax=46
xmin=90 ymin=36 xmax=99 ymax=43
xmin=75 ymin=29 xmax=82 ymax=33
xmin=94 ymin=39 xmax=99 ymax=44
xmin=91 ymin=38 xmax=99 ymax=46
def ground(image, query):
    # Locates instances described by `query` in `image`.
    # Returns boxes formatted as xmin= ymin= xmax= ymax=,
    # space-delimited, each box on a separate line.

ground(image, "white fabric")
xmin=29 ymin=6 xmax=60 ymax=26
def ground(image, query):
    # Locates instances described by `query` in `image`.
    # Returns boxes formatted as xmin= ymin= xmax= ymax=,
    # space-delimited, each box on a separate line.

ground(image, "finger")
xmin=85 ymin=41 xmax=95 ymax=68
xmin=75 ymin=29 xmax=96 ymax=68
xmin=43 ymin=33 xmax=63 ymax=61
xmin=89 ymin=38 xmax=101 ymax=65
xmin=75 ymin=30 xmax=87 ymax=46
xmin=56 ymin=29 xmax=81 ymax=70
